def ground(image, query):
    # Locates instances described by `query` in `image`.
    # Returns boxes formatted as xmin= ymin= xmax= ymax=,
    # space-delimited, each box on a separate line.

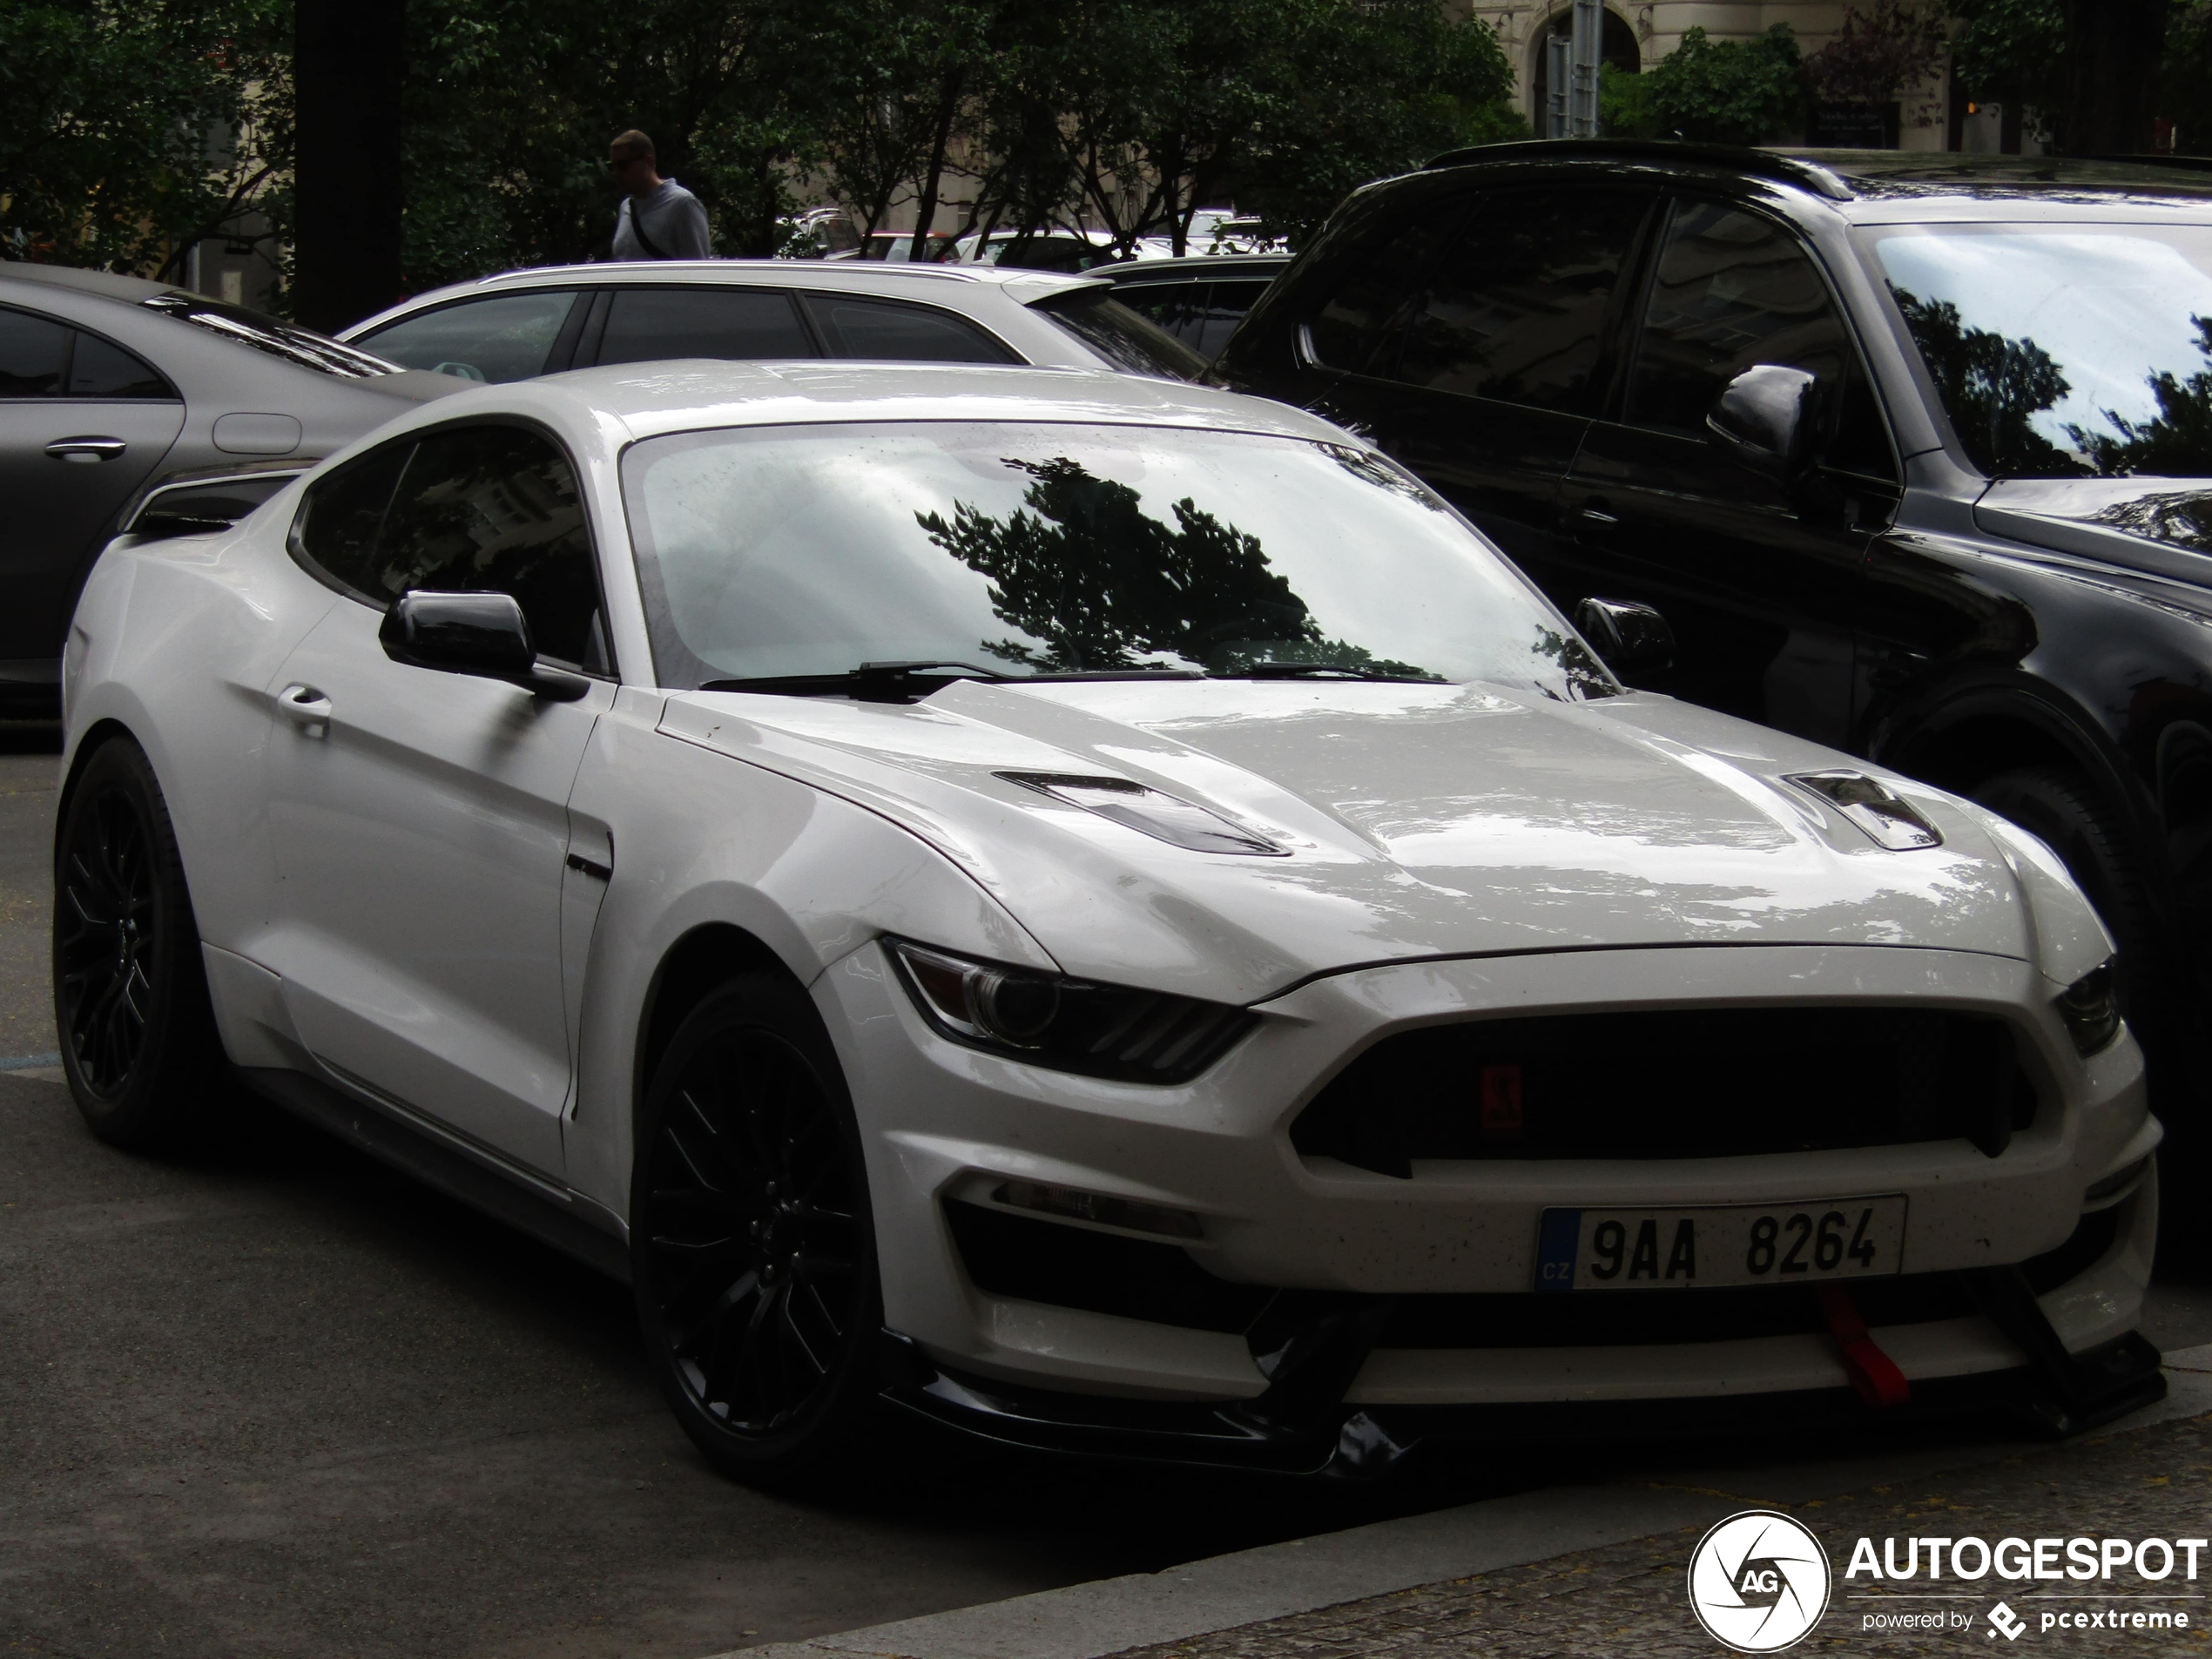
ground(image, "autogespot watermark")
xmin=1844 ymin=1534 xmax=2207 ymax=1642
xmin=1686 ymin=1517 xmax=2209 ymax=1648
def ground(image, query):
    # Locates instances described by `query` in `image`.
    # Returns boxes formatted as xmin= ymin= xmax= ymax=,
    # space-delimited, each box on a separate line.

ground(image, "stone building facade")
xmin=1453 ymin=0 xmax=2026 ymax=154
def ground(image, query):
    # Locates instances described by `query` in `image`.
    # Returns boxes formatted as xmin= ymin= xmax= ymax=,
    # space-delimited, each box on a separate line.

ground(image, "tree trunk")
xmin=910 ymin=71 xmax=965 ymax=262
xmin=292 ymin=0 xmax=404 ymax=332
xmin=2059 ymin=0 xmax=2169 ymax=154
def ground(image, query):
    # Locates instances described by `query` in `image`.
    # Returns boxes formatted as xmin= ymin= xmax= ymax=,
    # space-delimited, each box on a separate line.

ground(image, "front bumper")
xmin=817 ymin=941 xmax=2159 ymax=1458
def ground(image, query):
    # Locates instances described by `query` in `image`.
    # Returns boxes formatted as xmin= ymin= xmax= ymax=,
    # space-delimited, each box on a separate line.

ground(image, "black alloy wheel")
xmin=633 ymin=974 xmax=882 ymax=1487
xmin=52 ymin=737 xmax=223 ymax=1149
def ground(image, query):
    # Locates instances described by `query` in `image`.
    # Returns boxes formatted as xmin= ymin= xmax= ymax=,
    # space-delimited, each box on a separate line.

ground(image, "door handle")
xmin=45 ymin=436 xmax=127 ymax=463
xmin=1579 ymin=506 xmax=1621 ymax=527
xmin=278 ymin=683 xmax=332 ymax=738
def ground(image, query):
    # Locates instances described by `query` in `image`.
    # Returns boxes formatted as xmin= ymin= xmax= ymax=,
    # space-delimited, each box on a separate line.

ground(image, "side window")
xmin=66 ymin=332 xmax=172 ymax=397
xmin=357 ymin=291 xmax=582 ymax=383
xmin=0 ymin=307 xmax=69 ymax=396
xmin=804 ymin=295 xmax=1015 ymax=363
xmin=293 ymin=441 xmax=414 ymax=597
xmin=594 ymin=287 xmax=814 ymax=367
xmin=1627 ymin=200 xmax=1893 ymax=475
xmin=1304 ymin=211 xmax=1463 ymax=375
xmin=372 ymin=426 xmax=607 ymax=669
xmin=1194 ymin=280 xmax=1270 ymax=360
xmin=1393 ymin=190 xmax=1650 ymax=414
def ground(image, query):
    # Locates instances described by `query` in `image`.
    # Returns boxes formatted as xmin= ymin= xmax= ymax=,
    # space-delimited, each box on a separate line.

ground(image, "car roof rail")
xmin=1420 ymin=138 xmax=1855 ymax=202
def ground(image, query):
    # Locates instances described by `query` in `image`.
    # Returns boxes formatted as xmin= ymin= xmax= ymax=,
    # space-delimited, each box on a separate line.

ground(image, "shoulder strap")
xmin=624 ymin=199 xmax=671 ymax=260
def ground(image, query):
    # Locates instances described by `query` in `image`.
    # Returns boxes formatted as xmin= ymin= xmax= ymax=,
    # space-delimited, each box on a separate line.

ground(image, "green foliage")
xmin=2161 ymin=2 xmax=2212 ymax=154
xmin=0 ymin=0 xmax=289 ymax=273
xmin=1805 ymin=0 xmax=1947 ymax=107
xmin=1604 ymin=24 xmax=1806 ymax=145
xmin=1944 ymin=0 xmax=2066 ymax=141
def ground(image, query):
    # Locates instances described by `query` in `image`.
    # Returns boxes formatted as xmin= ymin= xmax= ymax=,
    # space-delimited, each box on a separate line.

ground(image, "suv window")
xmin=1305 ymin=212 xmax=1463 ymax=374
xmin=293 ymin=426 xmax=608 ymax=671
xmin=802 ymin=294 xmax=1014 ymax=362
xmin=1395 ymin=190 xmax=1649 ymax=413
xmin=0 ymin=308 xmax=70 ymax=395
xmin=1031 ymin=288 xmax=1209 ymax=380
xmin=1627 ymin=200 xmax=1892 ymax=475
xmin=357 ymin=291 xmax=582 ymax=382
xmin=594 ymin=287 xmax=814 ymax=367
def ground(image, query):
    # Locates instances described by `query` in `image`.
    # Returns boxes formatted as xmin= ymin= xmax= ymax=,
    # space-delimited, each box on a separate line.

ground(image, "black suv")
xmin=1220 ymin=141 xmax=2212 ymax=1141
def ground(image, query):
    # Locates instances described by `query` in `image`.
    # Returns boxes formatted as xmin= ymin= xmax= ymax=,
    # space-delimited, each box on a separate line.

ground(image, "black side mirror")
xmin=1707 ymin=364 xmax=1817 ymax=482
xmin=1575 ymin=596 xmax=1676 ymax=679
xmin=378 ymin=591 xmax=590 ymax=701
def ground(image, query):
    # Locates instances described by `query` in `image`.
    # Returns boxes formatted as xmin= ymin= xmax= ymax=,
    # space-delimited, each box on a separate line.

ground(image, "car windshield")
xmin=140 ymin=293 xmax=400 ymax=379
xmin=621 ymin=421 xmax=1611 ymax=699
xmin=1862 ymin=222 xmax=2212 ymax=478
xmin=1031 ymin=289 xmax=1210 ymax=380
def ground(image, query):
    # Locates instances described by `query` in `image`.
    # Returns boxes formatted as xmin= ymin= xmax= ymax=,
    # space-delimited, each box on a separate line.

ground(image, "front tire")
xmin=631 ymin=974 xmax=883 ymax=1489
xmin=52 ymin=736 xmax=225 ymax=1150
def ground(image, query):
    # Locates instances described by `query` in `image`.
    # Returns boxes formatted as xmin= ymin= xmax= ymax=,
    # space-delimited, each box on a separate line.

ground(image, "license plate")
xmin=1533 ymin=1197 xmax=1908 ymax=1291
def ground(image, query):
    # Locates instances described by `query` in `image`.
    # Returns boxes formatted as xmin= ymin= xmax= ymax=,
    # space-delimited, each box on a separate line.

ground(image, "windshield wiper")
xmin=697 ymin=660 xmax=1205 ymax=704
xmin=1216 ymin=662 xmax=1438 ymax=682
xmin=699 ymin=661 xmax=1010 ymax=702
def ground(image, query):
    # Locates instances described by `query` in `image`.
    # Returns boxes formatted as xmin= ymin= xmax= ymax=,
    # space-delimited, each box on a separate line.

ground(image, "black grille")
xmin=1291 ymin=1008 xmax=2038 ymax=1177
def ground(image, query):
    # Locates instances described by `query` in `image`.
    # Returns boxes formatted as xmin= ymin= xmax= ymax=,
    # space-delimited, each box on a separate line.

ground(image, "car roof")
xmin=341 ymin=260 xmax=1113 ymax=342
xmin=1410 ymin=139 xmax=2212 ymax=222
xmin=1100 ymin=254 xmax=1293 ymax=280
xmin=481 ymin=359 xmax=1362 ymax=447
xmin=0 ymin=264 xmax=181 ymax=307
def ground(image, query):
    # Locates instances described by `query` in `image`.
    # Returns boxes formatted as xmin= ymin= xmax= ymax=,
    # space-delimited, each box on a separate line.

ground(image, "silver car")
xmin=0 ymin=265 xmax=463 ymax=717
xmin=338 ymin=260 xmax=1208 ymax=387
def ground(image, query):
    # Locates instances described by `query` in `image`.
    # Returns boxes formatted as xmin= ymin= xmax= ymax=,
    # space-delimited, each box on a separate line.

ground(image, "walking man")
xmin=608 ymin=130 xmax=711 ymax=260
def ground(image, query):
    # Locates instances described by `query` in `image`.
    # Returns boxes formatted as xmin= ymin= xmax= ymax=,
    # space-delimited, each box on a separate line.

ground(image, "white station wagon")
xmin=57 ymin=362 xmax=2161 ymax=1485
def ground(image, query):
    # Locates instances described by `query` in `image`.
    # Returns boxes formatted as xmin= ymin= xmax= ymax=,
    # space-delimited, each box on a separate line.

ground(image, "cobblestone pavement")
xmin=1107 ymin=1407 xmax=2212 ymax=1658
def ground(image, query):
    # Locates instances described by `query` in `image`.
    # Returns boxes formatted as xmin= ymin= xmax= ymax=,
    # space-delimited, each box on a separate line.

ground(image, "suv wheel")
xmin=631 ymin=974 xmax=882 ymax=1488
xmin=1972 ymin=765 xmax=2183 ymax=1069
xmin=52 ymin=737 xmax=225 ymax=1150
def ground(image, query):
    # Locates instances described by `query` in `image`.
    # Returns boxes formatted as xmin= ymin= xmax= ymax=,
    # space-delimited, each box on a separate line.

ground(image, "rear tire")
xmin=631 ymin=974 xmax=884 ymax=1491
xmin=52 ymin=737 xmax=226 ymax=1150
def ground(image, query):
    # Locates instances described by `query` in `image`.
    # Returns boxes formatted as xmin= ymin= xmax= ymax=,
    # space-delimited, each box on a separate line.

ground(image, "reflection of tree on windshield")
xmin=1894 ymin=288 xmax=2212 ymax=480
xmin=915 ymin=456 xmax=1434 ymax=676
xmin=2071 ymin=316 xmax=2212 ymax=477
xmin=1891 ymin=287 xmax=2081 ymax=477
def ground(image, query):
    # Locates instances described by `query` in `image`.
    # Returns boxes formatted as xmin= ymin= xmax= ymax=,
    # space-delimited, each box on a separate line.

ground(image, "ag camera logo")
xmin=1689 ymin=1510 xmax=1832 ymax=1652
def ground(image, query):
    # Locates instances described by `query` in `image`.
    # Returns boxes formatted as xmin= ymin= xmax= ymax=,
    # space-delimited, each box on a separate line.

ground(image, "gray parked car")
xmin=0 ymin=265 xmax=464 ymax=717
xmin=337 ymin=260 xmax=1208 ymax=386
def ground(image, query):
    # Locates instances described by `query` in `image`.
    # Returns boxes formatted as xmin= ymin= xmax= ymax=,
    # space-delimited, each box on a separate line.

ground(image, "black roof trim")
xmin=2076 ymin=152 xmax=2212 ymax=172
xmin=1421 ymin=138 xmax=1855 ymax=202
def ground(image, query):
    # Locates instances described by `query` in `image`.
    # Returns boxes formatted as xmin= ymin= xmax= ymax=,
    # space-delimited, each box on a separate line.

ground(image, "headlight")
xmin=2056 ymin=961 xmax=2121 ymax=1055
xmin=887 ymin=939 xmax=1254 ymax=1082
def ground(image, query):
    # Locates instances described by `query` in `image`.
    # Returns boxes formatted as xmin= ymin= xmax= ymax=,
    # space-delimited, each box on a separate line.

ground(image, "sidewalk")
xmin=727 ymin=1349 xmax=2212 ymax=1659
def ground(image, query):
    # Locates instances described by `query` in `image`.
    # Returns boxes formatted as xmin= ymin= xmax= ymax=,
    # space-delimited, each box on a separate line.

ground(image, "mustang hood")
xmin=660 ymin=678 xmax=2094 ymax=1005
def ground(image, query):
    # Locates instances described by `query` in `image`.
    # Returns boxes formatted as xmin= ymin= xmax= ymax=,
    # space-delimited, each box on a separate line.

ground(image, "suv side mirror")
xmin=1707 ymin=364 xmax=1817 ymax=482
xmin=378 ymin=591 xmax=590 ymax=701
xmin=1575 ymin=596 xmax=1676 ymax=679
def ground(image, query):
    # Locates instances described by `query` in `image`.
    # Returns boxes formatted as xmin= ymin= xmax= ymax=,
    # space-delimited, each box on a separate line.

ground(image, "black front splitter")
xmin=877 ymin=1328 xmax=2168 ymax=1479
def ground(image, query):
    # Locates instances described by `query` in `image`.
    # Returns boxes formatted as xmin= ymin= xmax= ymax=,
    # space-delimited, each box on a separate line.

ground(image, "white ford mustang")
xmin=57 ymin=362 xmax=2162 ymax=1484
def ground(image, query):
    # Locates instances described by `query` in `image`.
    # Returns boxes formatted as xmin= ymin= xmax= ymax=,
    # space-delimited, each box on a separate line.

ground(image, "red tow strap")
xmin=1817 ymin=1284 xmax=1912 ymax=1408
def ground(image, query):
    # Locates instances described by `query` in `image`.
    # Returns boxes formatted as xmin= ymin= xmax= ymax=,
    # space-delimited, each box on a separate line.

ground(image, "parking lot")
xmin=3 ymin=727 xmax=2211 ymax=1659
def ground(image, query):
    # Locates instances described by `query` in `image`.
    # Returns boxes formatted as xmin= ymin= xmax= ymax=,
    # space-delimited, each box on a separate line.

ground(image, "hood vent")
xmin=998 ymin=772 xmax=1286 ymax=856
xmin=1784 ymin=771 xmax=1943 ymax=851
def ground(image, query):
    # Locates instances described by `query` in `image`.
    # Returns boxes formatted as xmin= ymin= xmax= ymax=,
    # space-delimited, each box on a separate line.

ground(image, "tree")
xmin=1604 ymin=24 xmax=1805 ymax=145
xmin=1805 ymin=0 xmax=1947 ymax=118
xmin=1946 ymin=0 xmax=2067 ymax=145
xmin=2058 ymin=0 xmax=2170 ymax=154
xmin=0 ymin=0 xmax=288 ymax=275
xmin=294 ymin=0 xmax=402 ymax=331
